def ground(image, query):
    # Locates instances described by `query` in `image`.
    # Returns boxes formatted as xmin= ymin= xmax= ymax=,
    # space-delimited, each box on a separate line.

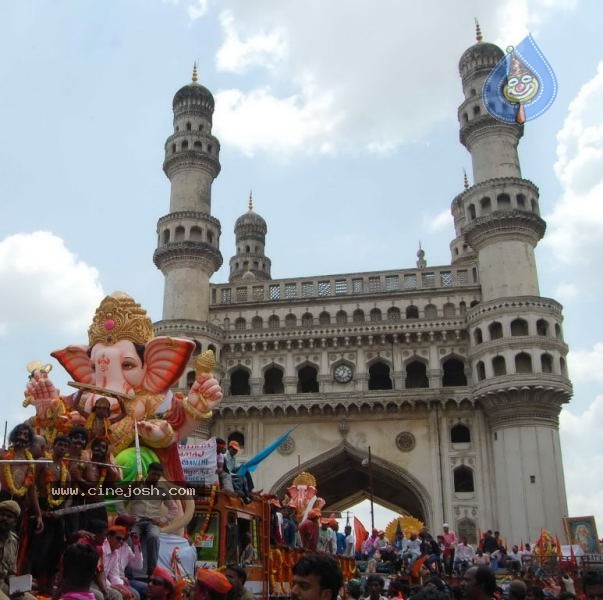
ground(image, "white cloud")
xmin=187 ymin=0 xmax=209 ymax=20
xmin=207 ymin=0 xmax=576 ymax=158
xmin=567 ymin=343 xmax=603 ymax=384
xmin=545 ymin=62 xmax=603 ymax=264
xmin=426 ymin=209 xmax=453 ymax=233
xmin=560 ymin=396 xmax=603 ymax=528
xmin=0 ymin=231 xmax=104 ymax=336
xmin=216 ymin=10 xmax=287 ymax=74
xmin=553 ymin=282 xmax=579 ymax=304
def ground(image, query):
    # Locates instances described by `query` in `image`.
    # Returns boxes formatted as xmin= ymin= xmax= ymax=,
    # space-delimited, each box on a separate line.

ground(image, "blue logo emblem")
xmin=482 ymin=34 xmax=557 ymax=125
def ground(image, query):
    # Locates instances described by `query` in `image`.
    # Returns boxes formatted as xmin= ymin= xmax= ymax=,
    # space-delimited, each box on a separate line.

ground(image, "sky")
xmin=1 ymin=0 xmax=602 ymax=537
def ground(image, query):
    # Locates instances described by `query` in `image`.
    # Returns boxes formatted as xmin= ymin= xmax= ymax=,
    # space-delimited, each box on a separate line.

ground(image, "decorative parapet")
xmin=211 ymin=265 xmax=479 ymax=306
xmin=153 ymin=319 xmax=224 ymax=339
xmin=466 ymin=296 xmax=563 ymax=325
xmin=463 ymin=210 xmax=546 ymax=249
xmin=153 ymin=240 xmax=223 ymax=273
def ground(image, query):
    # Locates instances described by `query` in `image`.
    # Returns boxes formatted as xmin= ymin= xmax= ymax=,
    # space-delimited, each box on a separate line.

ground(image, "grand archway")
xmin=270 ymin=441 xmax=433 ymax=526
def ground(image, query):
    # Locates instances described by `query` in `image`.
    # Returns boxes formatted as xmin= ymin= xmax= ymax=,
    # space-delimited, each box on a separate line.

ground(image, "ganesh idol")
xmin=24 ymin=291 xmax=223 ymax=480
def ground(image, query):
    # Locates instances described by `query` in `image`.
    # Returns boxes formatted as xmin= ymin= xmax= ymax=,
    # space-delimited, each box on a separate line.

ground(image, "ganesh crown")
xmin=88 ymin=291 xmax=155 ymax=346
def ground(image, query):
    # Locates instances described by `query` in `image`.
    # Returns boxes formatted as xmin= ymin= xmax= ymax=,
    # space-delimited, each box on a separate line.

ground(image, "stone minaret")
xmin=153 ymin=66 xmax=223 ymax=351
xmin=229 ymin=193 xmax=272 ymax=283
xmin=452 ymin=24 xmax=572 ymax=543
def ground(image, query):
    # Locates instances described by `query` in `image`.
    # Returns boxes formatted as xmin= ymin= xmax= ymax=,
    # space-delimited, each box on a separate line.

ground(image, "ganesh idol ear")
xmin=142 ymin=336 xmax=196 ymax=393
xmin=51 ymin=345 xmax=95 ymax=384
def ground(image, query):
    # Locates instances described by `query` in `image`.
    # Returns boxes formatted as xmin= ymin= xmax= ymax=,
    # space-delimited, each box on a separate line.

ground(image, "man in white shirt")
xmin=102 ymin=525 xmax=144 ymax=600
xmin=454 ymin=538 xmax=475 ymax=574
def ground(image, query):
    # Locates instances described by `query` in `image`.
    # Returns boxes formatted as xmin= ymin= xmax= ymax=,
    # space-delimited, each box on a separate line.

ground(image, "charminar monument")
xmin=151 ymin=26 xmax=572 ymax=545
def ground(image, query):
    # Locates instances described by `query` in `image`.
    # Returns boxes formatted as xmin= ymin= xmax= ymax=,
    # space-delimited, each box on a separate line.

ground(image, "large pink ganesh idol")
xmin=25 ymin=291 xmax=222 ymax=480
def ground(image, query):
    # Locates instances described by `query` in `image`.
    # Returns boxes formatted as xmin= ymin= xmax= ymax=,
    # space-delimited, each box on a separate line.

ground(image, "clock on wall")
xmin=334 ymin=364 xmax=353 ymax=383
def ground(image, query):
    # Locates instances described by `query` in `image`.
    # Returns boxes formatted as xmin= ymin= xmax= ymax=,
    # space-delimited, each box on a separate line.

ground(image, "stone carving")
xmin=396 ymin=431 xmax=416 ymax=452
xmin=278 ymin=435 xmax=295 ymax=455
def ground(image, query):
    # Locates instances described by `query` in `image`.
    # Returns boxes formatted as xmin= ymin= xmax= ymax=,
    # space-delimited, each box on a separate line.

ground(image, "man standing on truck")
xmin=299 ymin=510 xmax=321 ymax=552
xmin=291 ymin=554 xmax=343 ymax=600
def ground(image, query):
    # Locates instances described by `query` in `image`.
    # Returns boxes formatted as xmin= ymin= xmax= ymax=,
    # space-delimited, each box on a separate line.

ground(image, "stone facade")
xmin=154 ymin=39 xmax=572 ymax=545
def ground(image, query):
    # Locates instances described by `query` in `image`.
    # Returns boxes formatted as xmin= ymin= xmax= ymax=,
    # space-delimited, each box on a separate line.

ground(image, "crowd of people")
xmin=0 ymin=422 xmax=190 ymax=600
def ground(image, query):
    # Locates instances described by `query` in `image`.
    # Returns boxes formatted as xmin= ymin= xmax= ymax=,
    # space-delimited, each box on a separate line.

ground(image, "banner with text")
xmin=178 ymin=438 xmax=217 ymax=485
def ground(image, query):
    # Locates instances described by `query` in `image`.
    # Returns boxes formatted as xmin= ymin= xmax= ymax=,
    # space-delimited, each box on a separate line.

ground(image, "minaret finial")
xmin=416 ymin=242 xmax=426 ymax=269
xmin=475 ymin=18 xmax=483 ymax=43
xmin=463 ymin=168 xmax=470 ymax=190
xmin=192 ymin=61 xmax=198 ymax=83
xmin=248 ymin=190 xmax=253 ymax=211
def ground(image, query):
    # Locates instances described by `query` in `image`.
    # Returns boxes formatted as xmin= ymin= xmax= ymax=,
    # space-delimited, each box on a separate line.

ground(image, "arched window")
xmin=336 ymin=310 xmax=348 ymax=324
xmin=517 ymin=194 xmax=526 ymax=209
xmin=353 ymin=309 xmax=365 ymax=323
xmin=297 ymin=365 xmax=319 ymax=393
xmin=387 ymin=307 xmax=401 ymax=321
xmin=476 ymin=361 xmax=486 ymax=381
xmin=480 ymin=197 xmax=491 ymax=215
xmin=370 ymin=308 xmax=382 ymax=322
xmin=443 ymin=358 xmax=467 ymax=386
xmin=468 ymin=204 xmax=476 ymax=220
xmin=424 ymin=304 xmax=437 ymax=319
xmin=234 ymin=317 xmax=246 ymax=330
xmin=319 ymin=311 xmax=331 ymax=325
xmin=193 ymin=141 xmax=202 ymax=149
xmin=285 ymin=314 xmax=297 ymax=328
xmin=368 ymin=362 xmax=392 ymax=390
xmin=536 ymin=319 xmax=549 ymax=336
xmin=223 ymin=317 xmax=230 ymax=330
xmin=162 ymin=229 xmax=170 ymax=244
xmin=541 ymin=353 xmax=553 ymax=373
xmin=405 ymin=361 xmax=428 ymax=388
xmin=268 ymin=315 xmax=280 ymax=329
xmin=181 ymin=140 xmax=189 ymax=150
xmin=263 ymin=367 xmax=284 ymax=394
xmin=555 ymin=323 xmax=562 ymax=339
xmin=443 ymin=303 xmax=456 ymax=318
xmin=473 ymin=328 xmax=483 ymax=345
xmin=245 ymin=245 xmax=250 ymax=253
xmin=489 ymin=322 xmax=503 ymax=340
xmin=515 ymin=352 xmax=532 ymax=374
xmin=497 ymin=193 xmax=511 ymax=210
xmin=473 ymin=105 xmax=480 ymax=116
xmin=190 ymin=226 xmax=203 ymax=241
xmin=230 ymin=369 xmax=250 ymax=396
xmin=186 ymin=122 xmax=192 ymax=131
xmin=531 ymin=198 xmax=539 ymax=214
xmin=451 ymin=424 xmax=471 ymax=444
xmin=453 ymin=466 xmax=475 ymax=493
xmin=510 ymin=318 xmax=529 ymax=336
xmin=406 ymin=306 xmax=419 ymax=319
xmin=560 ymin=357 xmax=567 ymax=376
xmin=175 ymin=226 xmax=185 ymax=242
xmin=492 ymin=356 xmax=506 ymax=376
xmin=251 ymin=316 xmax=263 ymax=330
xmin=171 ymin=143 xmax=176 ymax=154
xmin=302 ymin=312 xmax=314 ymax=327
xmin=459 ymin=301 xmax=467 ymax=315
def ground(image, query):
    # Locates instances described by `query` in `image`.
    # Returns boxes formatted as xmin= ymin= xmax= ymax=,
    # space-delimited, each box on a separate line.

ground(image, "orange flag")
xmin=411 ymin=555 xmax=428 ymax=578
xmin=555 ymin=534 xmax=563 ymax=557
xmin=354 ymin=516 xmax=368 ymax=553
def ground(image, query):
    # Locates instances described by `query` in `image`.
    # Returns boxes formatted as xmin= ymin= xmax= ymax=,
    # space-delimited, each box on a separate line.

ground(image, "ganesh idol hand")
xmin=24 ymin=371 xmax=59 ymax=406
xmin=189 ymin=373 xmax=223 ymax=412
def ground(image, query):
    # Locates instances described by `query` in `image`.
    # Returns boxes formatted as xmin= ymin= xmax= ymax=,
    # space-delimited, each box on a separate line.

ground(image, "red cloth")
xmin=299 ymin=519 xmax=319 ymax=551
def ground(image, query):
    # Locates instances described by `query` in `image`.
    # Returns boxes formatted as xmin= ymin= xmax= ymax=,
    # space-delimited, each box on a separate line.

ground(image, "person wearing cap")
xmin=102 ymin=525 xmax=144 ymax=600
xmin=0 ymin=500 xmax=30 ymax=600
xmin=440 ymin=523 xmax=457 ymax=576
xmin=224 ymin=441 xmax=251 ymax=503
xmin=195 ymin=567 xmax=232 ymax=600
xmin=224 ymin=565 xmax=254 ymax=600
xmin=299 ymin=509 xmax=321 ymax=551
xmin=147 ymin=567 xmax=175 ymax=600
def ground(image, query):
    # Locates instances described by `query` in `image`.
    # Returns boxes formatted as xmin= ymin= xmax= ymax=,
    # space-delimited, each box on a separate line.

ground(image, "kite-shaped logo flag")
xmin=482 ymin=34 xmax=557 ymax=125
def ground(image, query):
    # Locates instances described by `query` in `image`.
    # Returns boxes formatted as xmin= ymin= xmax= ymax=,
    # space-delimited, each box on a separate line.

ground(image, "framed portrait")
xmin=563 ymin=516 xmax=600 ymax=553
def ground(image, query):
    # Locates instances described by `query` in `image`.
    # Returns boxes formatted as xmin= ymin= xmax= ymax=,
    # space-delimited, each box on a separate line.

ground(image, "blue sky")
xmin=1 ymin=0 xmax=602 ymax=535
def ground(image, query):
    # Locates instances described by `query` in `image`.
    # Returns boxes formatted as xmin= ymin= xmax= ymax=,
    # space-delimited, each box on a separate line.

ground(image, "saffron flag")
xmin=236 ymin=428 xmax=295 ymax=477
xmin=483 ymin=34 xmax=557 ymax=125
xmin=354 ymin=516 xmax=368 ymax=553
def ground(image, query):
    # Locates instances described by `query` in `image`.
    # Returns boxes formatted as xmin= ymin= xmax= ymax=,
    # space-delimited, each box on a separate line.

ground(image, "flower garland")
xmin=45 ymin=460 xmax=69 ymax=507
xmin=199 ymin=484 xmax=218 ymax=536
xmin=2 ymin=449 xmax=35 ymax=497
xmin=85 ymin=412 xmax=110 ymax=442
